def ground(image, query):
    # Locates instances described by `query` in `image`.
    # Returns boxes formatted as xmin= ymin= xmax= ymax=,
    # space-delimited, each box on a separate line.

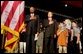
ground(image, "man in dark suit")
xmin=26 ymin=6 xmax=40 ymax=53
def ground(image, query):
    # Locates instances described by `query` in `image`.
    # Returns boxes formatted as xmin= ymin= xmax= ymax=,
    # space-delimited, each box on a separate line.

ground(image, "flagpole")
xmin=1 ymin=29 xmax=6 ymax=52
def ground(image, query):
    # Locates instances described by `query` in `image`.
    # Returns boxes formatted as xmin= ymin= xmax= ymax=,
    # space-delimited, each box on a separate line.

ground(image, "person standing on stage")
xmin=19 ymin=24 xmax=27 ymax=53
xmin=26 ymin=6 xmax=40 ymax=53
xmin=71 ymin=21 xmax=80 ymax=53
xmin=63 ymin=19 xmax=72 ymax=53
xmin=35 ymin=23 xmax=44 ymax=53
xmin=43 ymin=11 xmax=58 ymax=53
xmin=57 ymin=22 xmax=68 ymax=53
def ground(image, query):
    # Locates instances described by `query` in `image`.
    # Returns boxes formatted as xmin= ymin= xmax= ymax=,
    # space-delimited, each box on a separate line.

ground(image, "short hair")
xmin=30 ymin=6 xmax=35 ymax=10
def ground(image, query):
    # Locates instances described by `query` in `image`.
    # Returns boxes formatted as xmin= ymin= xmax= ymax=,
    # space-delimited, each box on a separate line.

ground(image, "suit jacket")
xmin=25 ymin=14 xmax=40 ymax=35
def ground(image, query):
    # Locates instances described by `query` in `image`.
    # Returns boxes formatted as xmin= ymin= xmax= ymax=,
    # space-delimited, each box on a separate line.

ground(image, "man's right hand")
xmin=34 ymin=34 xmax=38 ymax=41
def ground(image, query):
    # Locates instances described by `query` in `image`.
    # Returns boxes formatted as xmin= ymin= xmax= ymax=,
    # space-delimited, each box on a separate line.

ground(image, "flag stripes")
xmin=1 ymin=1 xmax=25 ymax=52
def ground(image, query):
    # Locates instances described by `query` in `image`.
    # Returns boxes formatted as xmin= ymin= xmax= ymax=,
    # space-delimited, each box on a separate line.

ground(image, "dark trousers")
xmin=72 ymin=36 xmax=80 ymax=53
xmin=26 ymin=34 xmax=36 ymax=53
xmin=26 ymin=24 xmax=36 ymax=53
xmin=44 ymin=36 xmax=54 ymax=53
xmin=67 ymin=35 xmax=72 ymax=53
xmin=54 ymin=37 xmax=58 ymax=53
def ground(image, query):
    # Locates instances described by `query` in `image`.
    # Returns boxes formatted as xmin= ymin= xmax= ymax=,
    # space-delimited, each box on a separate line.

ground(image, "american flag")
xmin=1 ymin=1 xmax=25 ymax=52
